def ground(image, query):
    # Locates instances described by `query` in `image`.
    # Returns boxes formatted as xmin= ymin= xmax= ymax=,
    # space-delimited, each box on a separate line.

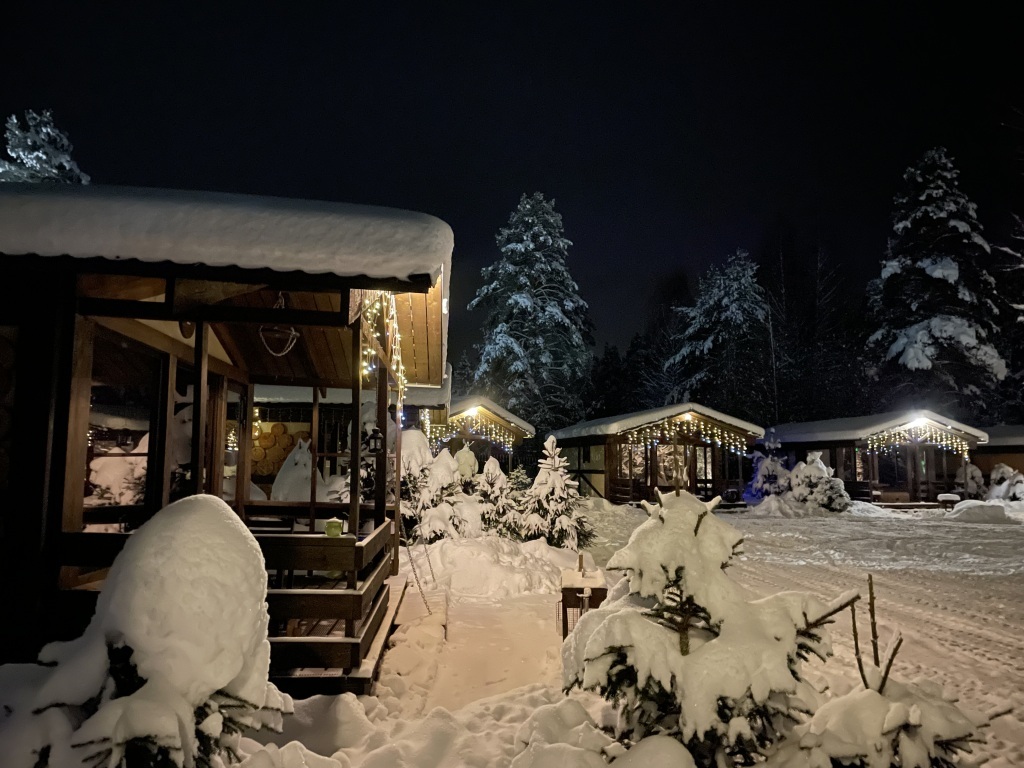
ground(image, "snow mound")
xmin=947 ymin=500 xmax=1020 ymax=525
xmin=400 ymin=536 xmax=598 ymax=601
xmin=0 ymin=494 xmax=289 ymax=767
xmin=747 ymin=493 xmax=831 ymax=518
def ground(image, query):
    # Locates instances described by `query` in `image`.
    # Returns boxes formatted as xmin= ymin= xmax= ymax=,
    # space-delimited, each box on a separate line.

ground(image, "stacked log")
xmin=250 ymin=422 xmax=312 ymax=480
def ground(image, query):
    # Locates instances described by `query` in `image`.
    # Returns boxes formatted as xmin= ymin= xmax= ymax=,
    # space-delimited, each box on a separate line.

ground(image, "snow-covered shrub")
xmin=563 ymin=489 xmax=857 ymax=764
xmin=954 ymin=462 xmax=986 ymax=499
xmin=986 ymin=463 xmax=1024 ymax=501
xmin=507 ymin=465 xmax=533 ymax=493
xmin=519 ymin=436 xmax=595 ymax=551
xmin=0 ymin=495 xmax=290 ymax=768
xmin=476 ymin=456 xmax=523 ymax=539
xmin=789 ymin=451 xmax=851 ymax=513
xmin=413 ymin=500 xmax=467 ymax=543
xmin=744 ymin=449 xmax=791 ymax=503
xmin=455 ymin=442 xmax=479 ymax=491
xmin=766 ymin=575 xmax=992 ymax=768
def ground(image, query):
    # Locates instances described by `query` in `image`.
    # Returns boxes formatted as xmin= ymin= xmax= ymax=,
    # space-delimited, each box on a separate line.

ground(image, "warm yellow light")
xmin=683 ymin=413 xmax=693 ymax=421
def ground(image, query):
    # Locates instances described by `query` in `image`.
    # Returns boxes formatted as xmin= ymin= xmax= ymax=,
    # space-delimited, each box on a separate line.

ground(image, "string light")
xmin=625 ymin=412 xmax=750 ymax=454
xmin=426 ymin=409 xmax=533 ymax=453
xmin=360 ymin=291 xmax=408 ymax=397
xmin=865 ymin=419 xmax=971 ymax=459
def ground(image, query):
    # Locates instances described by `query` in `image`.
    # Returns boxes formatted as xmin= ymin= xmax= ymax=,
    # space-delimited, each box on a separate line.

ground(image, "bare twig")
xmin=869 ymin=574 xmax=880 ymax=667
xmin=805 ymin=592 xmax=860 ymax=630
xmin=850 ymin=602 xmax=870 ymax=688
xmin=878 ymin=634 xmax=904 ymax=694
xmin=694 ymin=510 xmax=709 ymax=536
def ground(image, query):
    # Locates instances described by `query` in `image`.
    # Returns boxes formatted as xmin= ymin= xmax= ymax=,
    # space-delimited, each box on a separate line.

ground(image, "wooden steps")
xmin=270 ymin=575 xmax=408 ymax=698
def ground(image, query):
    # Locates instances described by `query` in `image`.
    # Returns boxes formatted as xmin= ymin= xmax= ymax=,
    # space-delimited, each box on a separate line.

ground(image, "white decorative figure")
xmin=271 ymin=438 xmax=330 ymax=501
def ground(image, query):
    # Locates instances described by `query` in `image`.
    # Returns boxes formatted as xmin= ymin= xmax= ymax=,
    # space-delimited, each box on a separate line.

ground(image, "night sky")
xmin=4 ymin=4 xmax=1022 ymax=359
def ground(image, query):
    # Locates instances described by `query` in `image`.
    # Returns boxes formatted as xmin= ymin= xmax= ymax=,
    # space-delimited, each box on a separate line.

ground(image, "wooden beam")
xmin=93 ymin=316 xmax=247 ymax=383
xmin=61 ymin=317 xmax=94 ymax=534
xmin=154 ymin=354 xmax=177 ymax=510
xmin=208 ymin=374 xmax=228 ymax=500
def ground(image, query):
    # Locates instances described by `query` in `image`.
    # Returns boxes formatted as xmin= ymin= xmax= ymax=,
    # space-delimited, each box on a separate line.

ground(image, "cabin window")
xmin=582 ymin=445 xmax=591 ymax=464
xmin=85 ymin=328 xmax=162 ymax=516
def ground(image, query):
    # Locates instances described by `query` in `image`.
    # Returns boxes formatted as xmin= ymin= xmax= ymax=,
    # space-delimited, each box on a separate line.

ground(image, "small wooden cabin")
xmin=552 ymin=403 xmax=764 ymax=503
xmin=766 ymin=410 xmax=989 ymax=503
xmin=0 ymin=183 xmax=452 ymax=696
xmin=425 ymin=394 xmax=535 ymax=470
xmin=971 ymin=425 xmax=1024 ymax=481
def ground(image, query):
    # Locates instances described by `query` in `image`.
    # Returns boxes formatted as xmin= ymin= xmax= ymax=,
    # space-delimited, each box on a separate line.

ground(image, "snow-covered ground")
xmin=5 ymin=495 xmax=1022 ymax=766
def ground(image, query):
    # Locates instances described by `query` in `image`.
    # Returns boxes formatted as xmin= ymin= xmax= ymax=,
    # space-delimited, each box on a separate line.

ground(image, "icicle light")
xmin=625 ymin=412 xmax=750 ymax=454
xmin=865 ymin=420 xmax=971 ymax=458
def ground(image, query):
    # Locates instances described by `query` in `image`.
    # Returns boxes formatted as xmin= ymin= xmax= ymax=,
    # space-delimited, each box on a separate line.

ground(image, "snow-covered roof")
xmin=767 ymin=410 xmax=988 ymax=445
xmin=977 ymin=425 xmax=1024 ymax=448
xmin=551 ymin=403 xmax=764 ymax=441
xmin=254 ymin=364 xmax=452 ymax=409
xmin=448 ymin=395 xmax=535 ymax=437
xmin=0 ymin=183 xmax=453 ymax=284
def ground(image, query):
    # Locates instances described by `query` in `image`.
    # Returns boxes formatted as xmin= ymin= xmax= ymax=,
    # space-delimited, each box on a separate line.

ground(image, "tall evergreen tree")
xmin=866 ymin=147 xmax=1005 ymax=417
xmin=588 ymin=343 xmax=633 ymax=418
xmin=0 ymin=109 xmax=90 ymax=184
xmin=665 ymin=249 xmax=771 ymax=424
xmin=468 ymin=192 xmax=594 ymax=434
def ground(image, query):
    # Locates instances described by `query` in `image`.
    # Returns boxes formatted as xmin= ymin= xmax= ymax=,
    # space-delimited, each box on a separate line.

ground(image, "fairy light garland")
xmin=865 ymin=421 xmax=971 ymax=459
xmin=426 ymin=410 xmax=531 ymax=453
xmin=625 ymin=412 xmax=750 ymax=454
xmin=359 ymin=291 xmax=407 ymax=397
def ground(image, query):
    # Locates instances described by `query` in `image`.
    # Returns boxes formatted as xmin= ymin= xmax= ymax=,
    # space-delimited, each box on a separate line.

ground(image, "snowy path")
xmin=728 ymin=516 xmax=1024 ymax=768
xmin=422 ymin=594 xmax=562 ymax=713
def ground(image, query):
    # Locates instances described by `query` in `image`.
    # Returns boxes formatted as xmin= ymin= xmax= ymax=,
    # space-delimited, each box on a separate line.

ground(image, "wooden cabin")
xmin=0 ymin=183 xmax=453 ymax=696
xmin=971 ymin=425 xmax=1024 ymax=481
xmin=552 ymin=403 xmax=764 ymax=504
xmin=424 ymin=394 xmax=535 ymax=470
xmin=766 ymin=410 xmax=989 ymax=503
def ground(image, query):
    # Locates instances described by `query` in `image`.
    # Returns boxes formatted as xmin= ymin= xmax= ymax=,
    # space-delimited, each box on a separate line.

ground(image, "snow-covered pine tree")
xmin=563 ymin=489 xmax=858 ymax=764
xmin=866 ymin=147 xmax=1005 ymax=416
xmin=475 ymin=456 xmax=522 ymax=538
xmin=744 ymin=448 xmax=791 ymax=503
xmin=0 ymin=109 xmax=90 ymax=184
xmin=519 ymin=435 xmax=595 ymax=551
xmin=468 ymin=192 xmax=594 ymax=434
xmin=666 ymin=249 xmax=771 ymax=424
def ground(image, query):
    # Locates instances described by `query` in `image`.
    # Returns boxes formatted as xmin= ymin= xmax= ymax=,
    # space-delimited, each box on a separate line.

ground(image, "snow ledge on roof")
xmin=0 ymin=183 xmax=453 ymax=284
xmin=448 ymin=395 xmax=535 ymax=436
xmin=767 ymin=410 xmax=988 ymax=444
xmin=551 ymin=403 xmax=764 ymax=441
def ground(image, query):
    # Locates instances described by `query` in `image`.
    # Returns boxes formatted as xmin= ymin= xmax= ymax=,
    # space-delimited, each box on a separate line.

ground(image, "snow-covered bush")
xmin=789 ymin=451 xmax=851 ymax=513
xmin=744 ymin=449 xmax=791 ymax=503
xmin=986 ymin=463 xmax=1024 ymax=501
xmin=507 ymin=465 xmax=533 ymax=493
xmin=954 ymin=462 xmax=986 ymax=499
xmin=0 ymin=494 xmax=290 ymax=767
xmin=766 ymin=575 xmax=992 ymax=768
xmin=455 ymin=442 xmax=479 ymax=491
xmin=563 ymin=489 xmax=857 ymax=764
xmin=519 ymin=436 xmax=595 ymax=551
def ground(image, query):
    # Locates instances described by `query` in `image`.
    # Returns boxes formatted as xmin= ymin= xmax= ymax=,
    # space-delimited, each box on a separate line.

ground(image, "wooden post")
xmin=188 ymin=321 xmax=209 ymax=496
xmin=61 ymin=316 xmax=94 ymax=535
xmin=672 ymin=433 xmax=681 ymax=496
xmin=348 ymin=318 xmax=362 ymax=548
xmin=392 ymin=389 xmax=402 ymax=576
xmin=159 ymin=356 xmax=178 ymax=508
xmin=942 ymin=449 xmax=948 ymax=493
xmin=375 ymin=366 xmax=388 ymax=526
xmin=207 ymin=375 xmax=227 ymax=501
xmin=236 ymin=383 xmax=254 ymax=521
xmin=310 ymin=385 xmax=321 ymax=532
